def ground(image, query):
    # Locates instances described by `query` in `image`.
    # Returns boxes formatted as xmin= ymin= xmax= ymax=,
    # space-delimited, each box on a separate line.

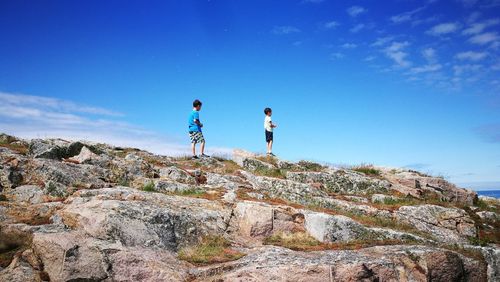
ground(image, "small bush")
xmin=468 ymin=236 xmax=490 ymax=247
xmin=297 ymin=161 xmax=325 ymax=172
xmin=253 ymin=167 xmax=287 ymax=179
xmin=118 ymin=177 xmax=130 ymax=187
xmin=178 ymin=236 xmax=245 ymax=265
xmin=352 ymin=164 xmax=381 ymax=177
xmin=142 ymin=181 xmax=155 ymax=192
xmin=0 ymin=195 xmax=7 ymax=201
xmin=264 ymin=232 xmax=321 ymax=251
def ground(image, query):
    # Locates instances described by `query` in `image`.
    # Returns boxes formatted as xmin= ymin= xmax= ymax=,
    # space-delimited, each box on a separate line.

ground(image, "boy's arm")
xmin=270 ymin=121 xmax=277 ymax=128
xmin=194 ymin=112 xmax=203 ymax=127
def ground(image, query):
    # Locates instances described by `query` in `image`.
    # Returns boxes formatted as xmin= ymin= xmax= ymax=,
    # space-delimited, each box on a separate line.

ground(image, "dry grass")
xmin=167 ymin=188 xmax=224 ymax=201
xmin=263 ymin=232 xmax=321 ymax=251
xmin=256 ymin=155 xmax=278 ymax=166
xmin=263 ymin=231 xmax=417 ymax=252
xmin=351 ymin=164 xmax=381 ymax=177
xmin=0 ymin=142 xmax=29 ymax=155
xmin=220 ymin=160 xmax=241 ymax=174
xmin=178 ymin=236 xmax=245 ymax=265
xmin=253 ymin=167 xmax=287 ymax=179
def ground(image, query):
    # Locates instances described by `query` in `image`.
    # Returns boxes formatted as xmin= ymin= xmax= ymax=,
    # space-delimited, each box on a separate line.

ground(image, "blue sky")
xmin=0 ymin=0 xmax=499 ymax=189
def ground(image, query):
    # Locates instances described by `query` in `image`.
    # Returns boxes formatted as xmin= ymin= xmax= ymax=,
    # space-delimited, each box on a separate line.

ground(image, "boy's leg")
xmin=269 ymin=140 xmax=273 ymax=153
xmin=191 ymin=142 xmax=196 ymax=156
xmin=200 ymin=141 xmax=205 ymax=155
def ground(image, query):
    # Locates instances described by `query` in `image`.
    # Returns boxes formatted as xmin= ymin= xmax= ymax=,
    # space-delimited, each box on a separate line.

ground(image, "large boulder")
xmin=4 ymin=185 xmax=44 ymax=204
xmin=302 ymin=210 xmax=425 ymax=243
xmin=58 ymin=187 xmax=231 ymax=250
xmin=230 ymin=201 xmax=304 ymax=239
xmin=65 ymin=146 xmax=99 ymax=164
xmin=241 ymin=171 xmax=327 ymax=206
xmin=30 ymin=139 xmax=86 ymax=160
xmin=159 ymin=166 xmax=196 ymax=184
xmin=382 ymin=169 xmax=477 ymax=205
xmin=286 ymin=169 xmax=391 ymax=195
xmin=395 ymin=204 xmax=476 ymax=244
xmin=190 ymin=245 xmax=486 ymax=281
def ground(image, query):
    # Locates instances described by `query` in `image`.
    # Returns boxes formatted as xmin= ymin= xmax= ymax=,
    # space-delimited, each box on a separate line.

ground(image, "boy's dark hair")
xmin=264 ymin=107 xmax=272 ymax=115
xmin=193 ymin=99 xmax=202 ymax=107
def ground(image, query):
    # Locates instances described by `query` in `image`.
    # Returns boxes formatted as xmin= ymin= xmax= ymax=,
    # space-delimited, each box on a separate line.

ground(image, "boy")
xmin=264 ymin=107 xmax=277 ymax=156
xmin=188 ymin=99 xmax=209 ymax=159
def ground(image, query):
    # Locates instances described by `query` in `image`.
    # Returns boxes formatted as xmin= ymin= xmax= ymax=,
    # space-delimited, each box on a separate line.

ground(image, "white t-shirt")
xmin=264 ymin=115 xmax=273 ymax=132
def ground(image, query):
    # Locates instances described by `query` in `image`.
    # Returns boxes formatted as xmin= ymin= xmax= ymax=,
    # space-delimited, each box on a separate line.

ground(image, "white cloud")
xmin=411 ymin=15 xmax=440 ymax=26
xmin=350 ymin=24 xmax=365 ymax=33
xmin=390 ymin=7 xmax=426 ymax=24
xmin=409 ymin=64 xmax=442 ymax=74
xmin=347 ymin=6 xmax=367 ymax=17
xmin=422 ymin=47 xmax=437 ymax=62
xmin=468 ymin=32 xmax=499 ymax=44
xmin=272 ymin=26 xmax=301 ymax=35
xmin=341 ymin=43 xmax=357 ymax=49
xmin=0 ymin=92 xmax=231 ymax=156
xmin=426 ymin=22 xmax=460 ymax=36
xmin=462 ymin=18 xmax=500 ymax=35
xmin=460 ymin=0 xmax=479 ymax=7
xmin=0 ymin=92 xmax=123 ymax=117
xmin=455 ymin=51 xmax=488 ymax=61
xmin=453 ymin=64 xmax=482 ymax=75
xmin=329 ymin=52 xmax=344 ymax=60
xmin=364 ymin=56 xmax=376 ymax=62
xmin=324 ymin=21 xmax=339 ymax=29
xmin=384 ymin=41 xmax=412 ymax=68
xmin=371 ymin=36 xmax=394 ymax=47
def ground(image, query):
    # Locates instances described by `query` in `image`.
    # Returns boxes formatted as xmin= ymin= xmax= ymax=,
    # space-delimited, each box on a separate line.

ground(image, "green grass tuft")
xmin=178 ymin=236 xmax=245 ymax=265
xmin=352 ymin=164 xmax=381 ymax=176
xmin=142 ymin=181 xmax=155 ymax=192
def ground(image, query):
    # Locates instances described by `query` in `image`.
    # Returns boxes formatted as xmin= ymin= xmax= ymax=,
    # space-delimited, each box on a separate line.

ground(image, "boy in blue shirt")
xmin=188 ymin=99 xmax=209 ymax=159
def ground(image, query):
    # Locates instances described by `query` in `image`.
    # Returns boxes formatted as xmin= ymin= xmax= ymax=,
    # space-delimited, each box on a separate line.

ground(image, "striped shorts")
xmin=189 ymin=131 xmax=205 ymax=144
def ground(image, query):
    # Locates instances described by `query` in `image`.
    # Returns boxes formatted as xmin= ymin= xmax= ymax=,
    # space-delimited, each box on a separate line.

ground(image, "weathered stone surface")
xmin=0 ymin=135 xmax=497 ymax=281
xmin=5 ymin=185 xmax=44 ymax=204
xmin=30 ymin=139 xmax=86 ymax=160
xmin=381 ymin=168 xmax=477 ymax=205
xmin=66 ymin=146 xmax=99 ymax=164
xmin=303 ymin=210 xmax=425 ymax=243
xmin=395 ymin=204 xmax=476 ymax=243
xmin=59 ymin=187 xmax=231 ymax=250
xmin=106 ymin=246 xmax=189 ymax=281
xmin=371 ymin=193 xmax=400 ymax=203
xmin=190 ymin=245 xmax=486 ymax=282
xmin=159 ymin=166 xmax=196 ymax=184
xmin=241 ymin=171 xmax=327 ymax=205
xmin=0 ymin=260 xmax=40 ymax=282
xmin=286 ymin=169 xmax=391 ymax=195
xmin=303 ymin=211 xmax=377 ymax=242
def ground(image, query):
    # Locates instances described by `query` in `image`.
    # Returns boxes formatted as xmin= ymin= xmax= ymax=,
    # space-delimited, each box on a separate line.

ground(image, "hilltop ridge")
xmin=0 ymin=133 xmax=499 ymax=281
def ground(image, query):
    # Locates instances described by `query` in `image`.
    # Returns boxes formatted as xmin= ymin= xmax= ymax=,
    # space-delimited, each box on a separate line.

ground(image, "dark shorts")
xmin=265 ymin=130 xmax=273 ymax=142
xmin=189 ymin=131 xmax=205 ymax=144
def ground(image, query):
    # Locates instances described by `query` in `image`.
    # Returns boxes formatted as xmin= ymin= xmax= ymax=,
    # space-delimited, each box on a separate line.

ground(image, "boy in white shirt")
xmin=264 ymin=107 xmax=277 ymax=156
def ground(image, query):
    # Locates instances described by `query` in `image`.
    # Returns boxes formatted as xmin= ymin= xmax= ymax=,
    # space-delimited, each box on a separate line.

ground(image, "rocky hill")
xmin=0 ymin=133 xmax=498 ymax=281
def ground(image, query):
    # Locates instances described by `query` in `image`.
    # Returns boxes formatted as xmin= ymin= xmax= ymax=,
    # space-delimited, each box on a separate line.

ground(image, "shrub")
xmin=142 ymin=181 xmax=155 ymax=192
xmin=352 ymin=164 xmax=381 ymax=177
xmin=297 ymin=161 xmax=325 ymax=172
xmin=178 ymin=236 xmax=245 ymax=265
xmin=253 ymin=167 xmax=287 ymax=179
